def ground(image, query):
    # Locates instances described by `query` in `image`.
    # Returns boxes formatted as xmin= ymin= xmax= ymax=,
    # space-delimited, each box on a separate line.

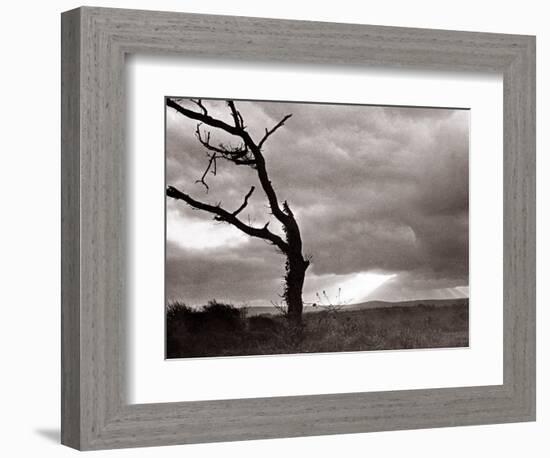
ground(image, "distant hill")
xmin=345 ymin=297 xmax=468 ymax=310
xmin=245 ymin=297 xmax=468 ymax=316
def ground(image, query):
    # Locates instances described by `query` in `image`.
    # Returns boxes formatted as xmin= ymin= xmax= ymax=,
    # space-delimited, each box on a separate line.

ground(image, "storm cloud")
xmin=166 ymin=98 xmax=469 ymax=306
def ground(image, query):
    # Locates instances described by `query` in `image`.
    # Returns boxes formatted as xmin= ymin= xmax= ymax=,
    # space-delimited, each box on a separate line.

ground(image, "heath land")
xmin=166 ymin=298 xmax=469 ymax=358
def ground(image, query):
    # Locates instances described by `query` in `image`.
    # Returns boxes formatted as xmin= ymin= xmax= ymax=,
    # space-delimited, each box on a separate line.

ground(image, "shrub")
xmin=166 ymin=300 xmax=249 ymax=357
xmin=166 ymin=301 xmax=194 ymax=322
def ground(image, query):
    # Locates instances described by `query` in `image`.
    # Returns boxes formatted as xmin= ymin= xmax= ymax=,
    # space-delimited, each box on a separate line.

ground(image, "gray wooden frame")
xmin=61 ymin=6 xmax=536 ymax=451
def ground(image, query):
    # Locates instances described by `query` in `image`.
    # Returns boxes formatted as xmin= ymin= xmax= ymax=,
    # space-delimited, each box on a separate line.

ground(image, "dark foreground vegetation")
xmin=166 ymin=299 xmax=469 ymax=358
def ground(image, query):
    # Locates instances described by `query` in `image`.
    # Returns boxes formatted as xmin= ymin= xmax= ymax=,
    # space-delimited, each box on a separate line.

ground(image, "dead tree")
xmin=166 ymin=98 xmax=310 ymax=325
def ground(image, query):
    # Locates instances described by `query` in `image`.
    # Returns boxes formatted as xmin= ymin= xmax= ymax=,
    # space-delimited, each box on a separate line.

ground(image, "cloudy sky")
xmin=165 ymin=98 xmax=469 ymax=307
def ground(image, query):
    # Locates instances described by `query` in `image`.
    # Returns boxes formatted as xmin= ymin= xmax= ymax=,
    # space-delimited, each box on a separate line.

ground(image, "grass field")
xmin=166 ymin=298 xmax=469 ymax=358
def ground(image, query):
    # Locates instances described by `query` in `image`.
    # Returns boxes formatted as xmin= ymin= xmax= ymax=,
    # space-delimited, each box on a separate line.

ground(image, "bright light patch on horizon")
xmin=167 ymin=209 xmax=248 ymax=250
xmin=428 ymin=286 xmax=469 ymax=299
xmin=455 ymin=286 xmax=470 ymax=297
xmin=304 ymin=271 xmax=396 ymax=305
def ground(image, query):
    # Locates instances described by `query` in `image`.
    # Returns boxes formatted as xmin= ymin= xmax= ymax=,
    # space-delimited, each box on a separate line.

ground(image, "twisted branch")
xmin=232 ymin=186 xmax=255 ymax=216
xmin=167 ymin=185 xmax=288 ymax=253
xmin=259 ymin=114 xmax=293 ymax=149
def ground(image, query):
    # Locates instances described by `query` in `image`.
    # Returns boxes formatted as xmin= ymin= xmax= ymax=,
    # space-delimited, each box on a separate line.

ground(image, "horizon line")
xmin=166 ymin=296 xmax=470 ymax=308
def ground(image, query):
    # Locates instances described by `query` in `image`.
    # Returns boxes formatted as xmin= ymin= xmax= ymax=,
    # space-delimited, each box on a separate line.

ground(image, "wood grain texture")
xmin=60 ymin=7 xmax=81 ymax=449
xmin=61 ymin=6 xmax=536 ymax=450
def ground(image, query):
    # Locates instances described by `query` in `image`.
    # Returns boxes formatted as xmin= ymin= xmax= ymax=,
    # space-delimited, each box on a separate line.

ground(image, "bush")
xmin=166 ymin=300 xmax=250 ymax=358
xmin=203 ymin=300 xmax=244 ymax=324
xmin=168 ymin=300 xmax=244 ymax=332
xmin=166 ymin=301 xmax=194 ymax=322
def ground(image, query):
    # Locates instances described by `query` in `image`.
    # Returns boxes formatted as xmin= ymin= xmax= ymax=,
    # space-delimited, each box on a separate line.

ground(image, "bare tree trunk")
xmin=282 ymin=201 xmax=310 ymax=326
xmin=285 ymin=255 xmax=309 ymax=325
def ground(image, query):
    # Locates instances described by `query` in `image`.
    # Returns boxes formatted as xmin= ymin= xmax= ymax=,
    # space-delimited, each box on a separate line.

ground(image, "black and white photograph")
xmin=165 ymin=97 xmax=470 ymax=359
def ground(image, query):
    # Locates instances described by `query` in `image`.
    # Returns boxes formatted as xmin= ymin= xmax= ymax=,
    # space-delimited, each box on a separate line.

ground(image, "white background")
xmin=129 ymin=58 xmax=503 ymax=403
xmin=0 ymin=0 xmax=547 ymax=457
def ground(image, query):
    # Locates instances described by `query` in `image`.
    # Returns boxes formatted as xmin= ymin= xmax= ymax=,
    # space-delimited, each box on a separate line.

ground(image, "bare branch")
xmin=195 ymin=124 xmax=254 ymax=166
xmin=195 ymin=125 xmax=226 ymax=155
xmin=167 ymin=98 xmax=242 ymax=137
xmin=227 ymin=100 xmax=244 ymax=129
xmin=282 ymin=200 xmax=294 ymax=217
xmin=232 ymin=186 xmax=255 ymax=216
xmin=190 ymin=98 xmax=208 ymax=115
xmin=258 ymin=114 xmax=293 ymax=149
xmin=167 ymin=185 xmax=288 ymax=253
xmin=195 ymin=153 xmax=217 ymax=191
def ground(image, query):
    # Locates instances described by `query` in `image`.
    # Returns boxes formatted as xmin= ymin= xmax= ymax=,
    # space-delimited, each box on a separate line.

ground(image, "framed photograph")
xmin=61 ymin=6 xmax=535 ymax=450
xmin=163 ymin=97 xmax=470 ymax=360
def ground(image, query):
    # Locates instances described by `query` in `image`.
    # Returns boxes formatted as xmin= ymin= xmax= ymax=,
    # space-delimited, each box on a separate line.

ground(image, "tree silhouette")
xmin=166 ymin=98 xmax=310 ymax=325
